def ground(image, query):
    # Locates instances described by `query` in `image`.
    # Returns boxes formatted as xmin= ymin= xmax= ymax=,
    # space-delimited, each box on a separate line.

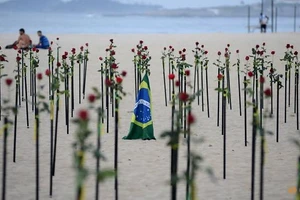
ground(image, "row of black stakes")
xmin=161 ymin=54 xmax=299 ymax=200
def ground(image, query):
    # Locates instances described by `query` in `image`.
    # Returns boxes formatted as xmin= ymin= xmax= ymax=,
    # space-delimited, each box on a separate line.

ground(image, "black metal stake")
xmin=2 ymin=117 xmax=8 ymax=200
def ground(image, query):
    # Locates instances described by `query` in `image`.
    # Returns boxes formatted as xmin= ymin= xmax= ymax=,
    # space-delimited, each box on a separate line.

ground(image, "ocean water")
xmin=0 ymin=11 xmax=299 ymax=34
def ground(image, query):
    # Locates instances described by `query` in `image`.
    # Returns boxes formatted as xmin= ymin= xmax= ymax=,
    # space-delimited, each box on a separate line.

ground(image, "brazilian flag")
xmin=123 ymin=73 xmax=155 ymax=140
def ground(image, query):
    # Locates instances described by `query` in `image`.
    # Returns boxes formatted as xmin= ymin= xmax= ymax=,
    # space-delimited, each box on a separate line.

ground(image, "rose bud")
xmin=16 ymin=56 xmax=21 ymax=62
xmin=195 ymin=42 xmax=199 ymax=46
xmin=256 ymin=44 xmax=259 ymax=49
xmin=187 ymin=113 xmax=195 ymax=125
xmin=85 ymin=43 xmax=88 ymax=47
xmin=169 ymin=45 xmax=172 ymax=49
xmin=142 ymin=55 xmax=147 ymax=60
xmin=182 ymin=48 xmax=186 ymax=53
xmin=245 ymin=56 xmax=250 ymax=61
xmin=37 ymin=73 xmax=43 ymax=80
xmin=45 ymin=69 xmax=51 ymax=76
xmin=131 ymin=48 xmax=135 ymax=53
xmin=179 ymin=92 xmax=189 ymax=102
xmin=5 ymin=78 xmax=13 ymax=86
xmin=137 ymin=51 xmax=141 ymax=56
xmin=99 ymin=57 xmax=103 ymax=61
xmin=185 ymin=70 xmax=190 ymax=76
xmin=139 ymin=40 xmax=143 ymax=44
xmin=121 ymin=71 xmax=127 ymax=77
xmin=56 ymin=37 xmax=59 ymax=40
xmin=18 ymin=49 xmax=21 ymax=54
xmin=218 ymin=51 xmax=221 ymax=56
xmin=164 ymin=47 xmax=167 ymax=50
xmin=80 ymin=46 xmax=84 ymax=51
xmin=291 ymin=45 xmax=294 ymax=49
xmin=78 ymin=109 xmax=89 ymax=121
xmin=172 ymin=48 xmax=174 ymax=52
xmin=204 ymin=51 xmax=208 ymax=55
xmin=248 ymin=71 xmax=254 ymax=77
xmin=144 ymin=46 xmax=148 ymax=50
xmin=62 ymin=54 xmax=67 ymax=60
xmin=181 ymin=54 xmax=186 ymax=61
xmin=13 ymin=45 xmax=18 ymax=50
xmin=236 ymin=50 xmax=239 ymax=53
xmin=227 ymin=44 xmax=230 ymax=47
xmin=264 ymin=88 xmax=272 ymax=97
xmin=201 ymin=45 xmax=204 ymax=48
xmin=286 ymin=44 xmax=290 ymax=49
xmin=179 ymin=51 xmax=182 ymax=55
xmin=270 ymin=68 xmax=274 ymax=74
xmin=271 ymin=51 xmax=275 ymax=55
xmin=217 ymin=73 xmax=223 ymax=80
xmin=294 ymin=51 xmax=298 ymax=56
xmin=225 ymin=48 xmax=228 ymax=52
xmin=111 ymin=63 xmax=118 ymax=69
xmin=48 ymin=47 xmax=52 ymax=51
xmin=168 ymin=74 xmax=175 ymax=80
xmin=262 ymin=42 xmax=266 ymax=46
xmin=110 ymin=39 xmax=113 ymax=43
xmin=110 ymin=50 xmax=116 ymax=56
xmin=88 ymin=94 xmax=96 ymax=103
xmin=50 ymin=41 xmax=53 ymax=45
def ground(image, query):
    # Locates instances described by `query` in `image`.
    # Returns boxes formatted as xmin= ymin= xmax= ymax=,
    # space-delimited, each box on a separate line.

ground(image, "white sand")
xmin=0 ymin=33 xmax=299 ymax=200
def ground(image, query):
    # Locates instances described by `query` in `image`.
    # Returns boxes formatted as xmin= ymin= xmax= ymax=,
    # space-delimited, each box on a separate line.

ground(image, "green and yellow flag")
xmin=123 ymin=73 xmax=155 ymax=140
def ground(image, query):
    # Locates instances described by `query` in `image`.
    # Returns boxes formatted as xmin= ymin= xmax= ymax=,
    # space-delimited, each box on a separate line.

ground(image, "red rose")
xmin=179 ymin=51 xmax=182 ymax=55
xmin=0 ymin=46 xmax=2 ymax=50
xmin=0 ymin=56 xmax=5 ymax=62
xmin=110 ymin=39 xmax=113 ymax=43
xmin=5 ymin=78 xmax=13 ymax=86
xmin=111 ymin=63 xmax=118 ymax=69
xmin=36 ymin=49 xmax=39 ymax=53
xmin=110 ymin=50 xmax=115 ymax=56
xmin=56 ymin=37 xmax=59 ymax=41
xmin=99 ymin=57 xmax=103 ymax=61
xmin=168 ymin=74 xmax=175 ymax=80
xmin=286 ymin=44 xmax=290 ymax=49
xmin=131 ymin=48 xmax=135 ymax=53
xmin=142 ymin=55 xmax=147 ymax=60
xmin=182 ymin=48 xmax=186 ymax=53
xmin=195 ymin=42 xmax=199 ymax=46
xmin=271 ymin=51 xmax=275 ymax=55
xmin=62 ymin=54 xmax=67 ymax=60
xmin=71 ymin=48 xmax=76 ymax=54
xmin=144 ymin=46 xmax=148 ymax=50
xmin=225 ymin=48 xmax=228 ymax=52
xmin=259 ymin=76 xmax=265 ymax=83
xmin=88 ymin=94 xmax=96 ymax=103
xmin=185 ymin=70 xmax=190 ymax=76
xmin=201 ymin=45 xmax=204 ymax=48
xmin=16 ymin=56 xmax=21 ymax=62
xmin=80 ymin=46 xmax=84 ymax=51
xmin=37 ymin=73 xmax=43 ymax=80
xmin=256 ymin=45 xmax=259 ymax=49
xmin=262 ymin=42 xmax=266 ymax=46
xmin=270 ymin=68 xmax=274 ymax=74
xmin=116 ymin=76 xmax=123 ymax=84
xmin=105 ymin=78 xmax=113 ymax=86
xmin=295 ymin=51 xmax=298 ymax=56
xmin=121 ymin=71 xmax=127 ymax=77
xmin=264 ymin=88 xmax=272 ymax=97
xmin=85 ymin=43 xmax=88 ymax=47
xmin=236 ymin=49 xmax=239 ymax=53
xmin=164 ymin=47 xmax=167 ymax=50
xmin=137 ymin=51 xmax=141 ymax=56
xmin=218 ymin=51 xmax=221 ymax=56
xmin=45 ymin=69 xmax=51 ymax=76
xmin=224 ymin=53 xmax=229 ymax=58
xmin=175 ymin=80 xmax=180 ymax=87
xmin=48 ymin=47 xmax=52 ymax=51
xmin=217 ymin=73 xmax=223 ymax=80
xmin=78 ymin=109 xmax=89 ymax=121
xmin=245 ymin=56 xmax=250 ymax=61
xmin=32 ymin=47 xmax=37 ymax=52
xmin=227 ymin=44 xmax=230 ymax=47
xmin=179 ymin=92 xmax=189 ymax=102
xmin=50 ymin=41 xmax=53 ymax=45
xmin=139 ymin=40 xmax=143 ymax=44
xmin=181 ymin=54 xmax=186 ymax=61
xmin=169 ymin=45 xmax=172 ymax=49
xmin=18 ymin=49 xmax=21 ymax=54
xmin=291 ymin=45 xmax=294 ymax=49
xmin=57 ymin=62 xmax=61 ymax=67
xmin=172 ymin=48 xmax=174 ymax=52
xmin=187 ymin=113 xmax=195 ymax=125
xmin=204 ymin=51 xmax=208 ymax=55
xmin=13 ymin=45 xmax=18 ymax=50
xmin=248 ymin=71 xmax=254 ymax=77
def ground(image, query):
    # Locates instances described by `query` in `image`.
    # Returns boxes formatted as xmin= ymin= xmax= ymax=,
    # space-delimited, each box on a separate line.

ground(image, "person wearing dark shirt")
xmin=34 ymin=30 xmax=50 ymax=49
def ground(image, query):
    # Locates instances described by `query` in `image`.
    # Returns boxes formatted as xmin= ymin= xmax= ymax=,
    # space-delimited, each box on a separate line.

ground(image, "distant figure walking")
xmin=259 ymin=13 xmax=269 ymax=33
xmin=5 ymin=28 xmax=32 ymax=50
xmin=33 ymin=30 xmax=50 ymax=49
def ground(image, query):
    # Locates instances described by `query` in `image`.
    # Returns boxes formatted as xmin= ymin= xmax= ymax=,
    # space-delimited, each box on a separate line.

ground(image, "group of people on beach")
xmin=5 ymin=28 xmax=50 ymax=50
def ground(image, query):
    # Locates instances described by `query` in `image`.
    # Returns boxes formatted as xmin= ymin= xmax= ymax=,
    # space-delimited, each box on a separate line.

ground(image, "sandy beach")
xmin=0 ymin=32 xmax=299 ymax=200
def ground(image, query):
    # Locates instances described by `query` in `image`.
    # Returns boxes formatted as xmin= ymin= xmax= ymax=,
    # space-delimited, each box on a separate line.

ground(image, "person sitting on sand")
xmin=33 ymin=30 xmax=50 ymax=49
xmin=5 ymin=28 xmax=32 ymax=49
